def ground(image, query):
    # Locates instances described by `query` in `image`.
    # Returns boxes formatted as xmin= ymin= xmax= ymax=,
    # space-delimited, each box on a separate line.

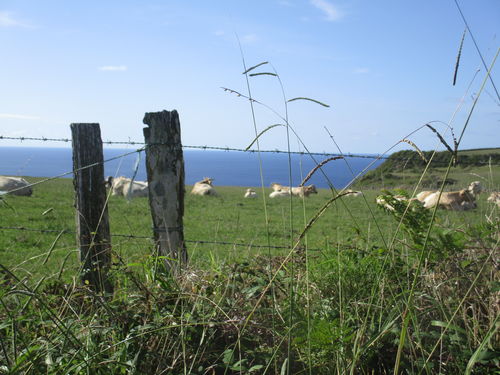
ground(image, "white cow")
xmin=468 ymin=181 xmax=483 ymax=197
xmin=417 ymin=180 xmax=483 ymax=204
xmin=244 ymin=188 xmax=257 ymax=198
xmin=423 ymin=189 xmax=476 ymax=211
xmin=269 ymin=190 xmax=291 ymax=198
xmin=0 ymin=176 xmax=33 ymax=196
xmin=191 ymin=177 xmax=218 ymax=196
xmin=270 ymin=183 xmax=318 ymax=198
xmin=416 ymin=191 xmax=436 ymax=203
xmin=106 ymin=176 xmax=148 ymax=198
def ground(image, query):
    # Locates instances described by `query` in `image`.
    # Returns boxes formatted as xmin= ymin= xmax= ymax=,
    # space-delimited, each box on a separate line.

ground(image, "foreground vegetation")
xmin=0 ymin=162 xmax=499 ymax=374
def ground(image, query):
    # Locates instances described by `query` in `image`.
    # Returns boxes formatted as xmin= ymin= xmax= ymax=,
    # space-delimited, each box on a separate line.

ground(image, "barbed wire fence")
xmin=1 ymin=130 xmax=498 ymax=271
xmin=0 ymin=129 xmax=381 ymax=279
xmin=0 ymin=134 xmax=387 ymax=159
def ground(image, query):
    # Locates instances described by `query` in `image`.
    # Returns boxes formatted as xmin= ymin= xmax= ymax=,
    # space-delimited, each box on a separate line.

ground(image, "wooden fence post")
xmin=71 ymin=123 xmax=113 ymax=293
xmin=143 ymin=110 xmax=187 ymax=272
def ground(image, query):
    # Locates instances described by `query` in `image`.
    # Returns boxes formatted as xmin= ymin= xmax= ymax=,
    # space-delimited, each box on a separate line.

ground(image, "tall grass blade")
xmin=457 ymin=47 xmax=499 ymax=145
xmin=245 ymin=124 xmax=285 ymax=151
xmin=242 ymin=61 xmax=269 ymax=75
xmin=249 ymin=72 xmax=278 ymax=77
xmin=400 ymin=139 xmax=428 ymax=163
xmin=287 ymin=97 xmax=330 ymax=107
xmin=453 ymin=28 xmax=467 ymax=86
xmin=465 ymin=314 xmax=499 ymax=374
xmin=454 ymin=0 xmax=500 ymax=101
xmin=425 ymin=123 xmax=457 ymax=163
xmin=42 ymin=229 xmax=66 ymax=265
xmin=299 ymin=156 xmax=343 ymax=186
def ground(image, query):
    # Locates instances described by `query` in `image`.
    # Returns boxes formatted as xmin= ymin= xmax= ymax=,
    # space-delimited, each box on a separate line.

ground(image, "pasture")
xmin=0 ymin=170 xmax=498 ymax=374
xmin=1 ymin=174 xmax=497 ymax=282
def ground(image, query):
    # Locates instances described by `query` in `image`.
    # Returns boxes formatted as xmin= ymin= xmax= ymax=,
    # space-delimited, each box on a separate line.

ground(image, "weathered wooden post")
xmin=71 ymin=123 xmax=113 ymax=293
xmin=143 ymin=110 xmax=187 ymax=273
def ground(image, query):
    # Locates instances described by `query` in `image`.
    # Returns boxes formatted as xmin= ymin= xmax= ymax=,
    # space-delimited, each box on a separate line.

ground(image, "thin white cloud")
xmin=0 ymin=113 xmax=40 ymax=120
xmin=0 ymin=11 xmax=32 ymax=28
xmin=98 ymin=65 xmax=128 ymax=72
xmin=353 ymin=68 xmax=370 ymax=74
xmin=310 ymin=0 xmax=343 ymax=21
xmin=214 ymin=30 xmax=225 ymax=36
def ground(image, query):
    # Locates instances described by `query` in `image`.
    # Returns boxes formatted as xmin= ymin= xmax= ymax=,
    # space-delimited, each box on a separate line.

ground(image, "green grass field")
xmin=1 ymin=169 xmax=497 ymax=282
xmin=1 ymin=166 xmax=498 ymax=374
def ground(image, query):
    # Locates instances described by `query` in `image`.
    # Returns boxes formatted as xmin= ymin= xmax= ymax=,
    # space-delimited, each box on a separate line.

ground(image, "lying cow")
xmin=0 ymin=176 xmax=33 ymax=196
xmin=191 ymin=177 xmax=218 ymax=196
xmin=468 ymin=181 xmax=483 ymax=197
xmin=106 ymin=176 xmax=148 ymax=198
xmin=423 ymin=189 xmax=476 ymax=211
xmin=244 ymin=188 xmax=257 ymax=198
xmin=417 ymin=180 xmax=483 ymax=204
xmin=416 ymin=190 xmax=435 ymax=203
xmin=271 ymin=183 xmax=318 ymax=198
xmin=269 ymin=190 xmax=291 ymax=198
xmin=487 ymin=192 xmax=500 ymax=208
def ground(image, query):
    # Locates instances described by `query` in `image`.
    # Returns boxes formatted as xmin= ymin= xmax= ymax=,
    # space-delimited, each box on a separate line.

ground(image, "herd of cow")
xmin=1 ymin=175 xmax=499 ymax=210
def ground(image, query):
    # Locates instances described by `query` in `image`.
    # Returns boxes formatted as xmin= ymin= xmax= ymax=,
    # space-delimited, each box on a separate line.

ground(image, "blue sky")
xmin=1 ymin=1 xmax=498 ymax=153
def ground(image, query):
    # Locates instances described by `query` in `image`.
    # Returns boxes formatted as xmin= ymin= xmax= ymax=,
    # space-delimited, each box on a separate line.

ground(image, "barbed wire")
xmin=2 ymin=134 xmax=499 ymax=166
xmin=0 ymin=134 xmax=386 ymax=159
xmin=0 ymin=225 xmax=327 ymax=252
xmin=0 ymin=225 xmax=492 ymax=253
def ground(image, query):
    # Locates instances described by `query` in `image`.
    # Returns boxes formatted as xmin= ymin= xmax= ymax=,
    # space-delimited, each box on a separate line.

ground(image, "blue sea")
xmin=0 ymin=147 xmax=383 ymax=189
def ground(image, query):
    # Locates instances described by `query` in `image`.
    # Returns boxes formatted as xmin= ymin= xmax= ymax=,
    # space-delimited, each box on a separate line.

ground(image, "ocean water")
xmin=0 ymin=147 xmax=383 ymax=189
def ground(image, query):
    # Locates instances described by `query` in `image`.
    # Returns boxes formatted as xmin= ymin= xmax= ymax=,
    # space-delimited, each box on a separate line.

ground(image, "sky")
xmin=1 ymin=0 xmax=499 ymax=154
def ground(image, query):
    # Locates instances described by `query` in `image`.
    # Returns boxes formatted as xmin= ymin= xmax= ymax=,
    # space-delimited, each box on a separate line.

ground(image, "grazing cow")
xmin=244 ymin=188 xmax=257 ymax=198
xmin=0 ymin=176 xmax=32 ymax=196
xmin=191 ymin=177 xmax=218 ymax=196
xmin=487 ymin=192 xmax=500 ymax=208
xmin=271 ymin=183 xmax=318 ymax=198
xmin=106 ymin=176 xmax=148 ymax=198
xmin=423 ymin=189 xmax=476 ymax=211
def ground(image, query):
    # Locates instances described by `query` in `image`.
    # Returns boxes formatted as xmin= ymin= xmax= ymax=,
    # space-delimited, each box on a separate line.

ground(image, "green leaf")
xmin=280 ymin=358 xmax=288 ymax=375
xmin=431 ymin=320 xmax=467 ymax=335
xmin=223 ymin=349 xmax=233 ymax=365
xmin=460 ymin=260 xmax=472 ymax=269
xmin=230 ymin=359 xmax=247 ymax=371
xmin=465 ymin=315 xmax=499 ymax=374
xmin=249 ymin=364 xmax=264 ymax=372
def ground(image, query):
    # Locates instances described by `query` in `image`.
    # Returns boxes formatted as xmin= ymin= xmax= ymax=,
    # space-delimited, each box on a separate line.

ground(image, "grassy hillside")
xmin=358 ymin=148 xmax=500 ymax=188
